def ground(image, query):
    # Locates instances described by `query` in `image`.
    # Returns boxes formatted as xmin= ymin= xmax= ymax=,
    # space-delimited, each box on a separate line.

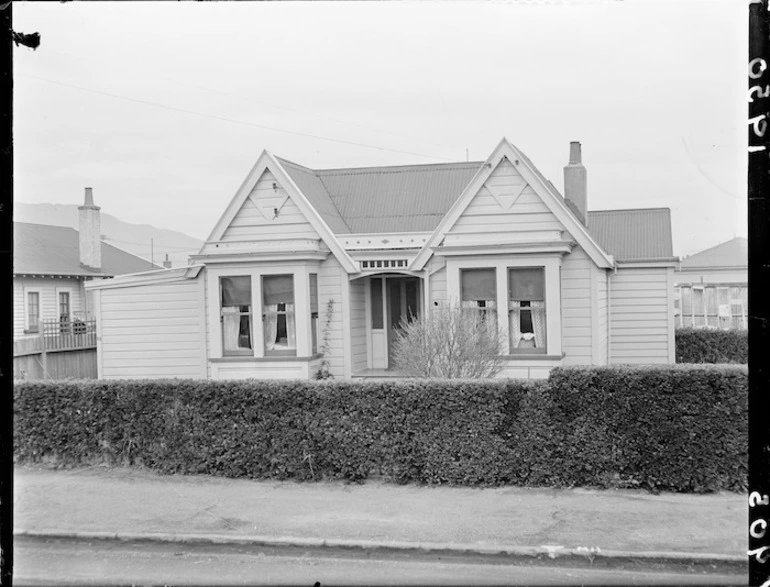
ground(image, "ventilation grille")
xmin=361 ymin=259 xmax=408 ymax=270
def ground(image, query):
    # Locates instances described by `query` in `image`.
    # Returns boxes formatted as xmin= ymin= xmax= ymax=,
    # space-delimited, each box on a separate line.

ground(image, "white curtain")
xmin=531 ymin=302 xmax=546 ymax=349
xmin=286 ymin=303 xmax=296 ymax=349
xmin=509 ymin=305 xmax=522 ymax=349
xmin=222 ymin=307 xmax=242 ymax=352
xmin=264 ymin=305 xmax=278 ymax=350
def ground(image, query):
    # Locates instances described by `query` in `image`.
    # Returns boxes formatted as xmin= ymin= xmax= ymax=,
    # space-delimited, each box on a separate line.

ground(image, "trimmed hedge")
xmin=676 ymin=328 xmax=748 ymax=364
xmin=14 ymin=366 xmax=748 ymax=492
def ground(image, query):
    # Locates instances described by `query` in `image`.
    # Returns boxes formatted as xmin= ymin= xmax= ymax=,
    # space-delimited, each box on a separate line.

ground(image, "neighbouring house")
xmin=674 ymin=237 xmax=748 ymax=330
xmin=13 ymin=188 xmax=158 ymax=378
xmin=86 ymin=138 xmax=678 ymax=380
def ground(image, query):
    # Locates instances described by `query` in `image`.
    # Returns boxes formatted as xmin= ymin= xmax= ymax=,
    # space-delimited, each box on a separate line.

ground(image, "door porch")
xmin=350 ymin=273 xmax=423 ymax=372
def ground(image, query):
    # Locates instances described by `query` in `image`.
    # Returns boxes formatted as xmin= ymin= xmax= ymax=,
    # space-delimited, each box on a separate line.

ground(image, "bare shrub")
xmin=392 ymin=303 xmax=503 ymax=378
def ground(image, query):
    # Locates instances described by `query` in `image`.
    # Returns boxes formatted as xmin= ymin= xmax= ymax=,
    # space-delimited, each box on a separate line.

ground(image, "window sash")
xmin=461 ymin=268 xmax=496 ymax=302
xmin=58 ymin=292 xmax=71 ymax=320
xmin=220 ymin=276 xmax=253 ymax=355
xmin=27 ymin=292 xmax=40 ymax=331
xmin=508 ymin=268 xmax=544 ymax=301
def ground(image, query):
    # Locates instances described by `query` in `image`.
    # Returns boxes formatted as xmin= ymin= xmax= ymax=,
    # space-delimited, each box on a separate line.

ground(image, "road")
xmin=13 ymin=536 xmax=746 ymax=586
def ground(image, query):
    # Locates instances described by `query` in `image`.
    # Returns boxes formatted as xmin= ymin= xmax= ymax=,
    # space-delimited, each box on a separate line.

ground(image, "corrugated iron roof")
xmin=278 ymin=159 xmax=482 ymax=233
xmin=276 ymin=154 xmax=674 ymax=262
xmin=680 ymin=237 xmax=747 ymax=269
xmin=14 ymin=222 xmax=159 ymax=277
xmin=275 ymin=157 xmax=352 ymax=234
xmin=586 ymin=208 xmax=675 ymax=262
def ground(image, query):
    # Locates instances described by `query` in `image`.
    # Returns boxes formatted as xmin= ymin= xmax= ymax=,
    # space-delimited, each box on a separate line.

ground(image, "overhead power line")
xmin=20 ymin=73 xmax=455 ymax=162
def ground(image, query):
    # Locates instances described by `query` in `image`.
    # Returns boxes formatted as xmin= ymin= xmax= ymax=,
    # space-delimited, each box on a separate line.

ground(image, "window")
xmin=59 ymin=291 xmax=71 ymax=322
xmin=371 ymin=277 xmax=383 ymax=329
xmin=461 ymin=268 xmax=496 ymax=324
xmin=508 ymin=268 xmax=546 ymax=353
xmin=310 ymin=273 xmax=319 ymax=355
xmin=27 ymin=292 xmax=40 ymax=332
xmin=263 ymin=275 xmax=295 ymax=355
xmin=221 ymin=276 xmax=253 ymax=355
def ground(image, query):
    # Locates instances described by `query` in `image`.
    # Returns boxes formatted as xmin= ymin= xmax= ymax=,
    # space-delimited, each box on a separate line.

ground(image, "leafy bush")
xmin=392 ymin=304 xmax=503 ymax=378
xmin=14 ymin=366 xmax=747 ymax=492
xmin=14 ymin=379 xmax=530 ymax=486
xmin=675 ymin=328 xmax=748 ymax=364
xmin=543 ymin=365 xmax=748 ymax=492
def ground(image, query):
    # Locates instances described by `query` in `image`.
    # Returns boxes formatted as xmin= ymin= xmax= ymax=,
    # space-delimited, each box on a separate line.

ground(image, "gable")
xmin=219 ymin=170 xmax=321 ymax=242
xmin=411 ymin=139 xmax=614 ymax=270
xmin=445 ymin=158 xmax=566 ymax=245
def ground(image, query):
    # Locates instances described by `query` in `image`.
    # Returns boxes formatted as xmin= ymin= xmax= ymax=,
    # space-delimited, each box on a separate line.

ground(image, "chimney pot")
xmin=163 ymin=254 xmax=172 ymax=269
xmin=84 ymin=187 xmax=94 ymax=207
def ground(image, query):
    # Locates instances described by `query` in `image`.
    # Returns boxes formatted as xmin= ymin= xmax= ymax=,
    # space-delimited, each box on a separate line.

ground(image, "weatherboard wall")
xmin=560 ymin=247 xmax=595 ymax=365
xmin=220 ymin=170 xmax=321 ymax=242
xmin=96 ymin=277 xmax=207 ymax=379
xmin=608 ymin=266 xmax=674 ymax=364
xmin=445 ymin=158 xmax=565 ymax=246
xmin=318 ymin=255 xmax=348 ymax=378
xmin=13 ymin=276 xmax=86 ymax=339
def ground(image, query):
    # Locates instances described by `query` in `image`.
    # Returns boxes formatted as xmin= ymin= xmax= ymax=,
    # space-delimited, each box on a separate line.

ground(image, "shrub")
xmin=544 ymin=365 xmax=748 ymax=492
xmin=14 ymin=367 xmax=747 ymax=492
xmin=14 ymin=379 xmax=530 ymax=486
xmin=392 ymin=303 xmax=503 ymax=378
xmin=675 ymin=327 xmax=748 ymax=364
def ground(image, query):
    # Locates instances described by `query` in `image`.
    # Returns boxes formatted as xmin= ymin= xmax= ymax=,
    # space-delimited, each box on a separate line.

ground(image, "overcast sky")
xmin=13 ymin=0 xmax=747 ymax=257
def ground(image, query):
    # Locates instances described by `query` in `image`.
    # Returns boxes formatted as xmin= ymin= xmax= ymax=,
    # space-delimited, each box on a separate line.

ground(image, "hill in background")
xmin=14 ymin=202 xmax=202 ymax=269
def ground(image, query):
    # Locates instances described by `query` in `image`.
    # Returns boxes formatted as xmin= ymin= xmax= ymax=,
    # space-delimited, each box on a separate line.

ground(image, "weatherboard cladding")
xmin=14 ymin=222 xmax=157 ymax=277
xmin=276 ymin=156 xmax=673 ymax=262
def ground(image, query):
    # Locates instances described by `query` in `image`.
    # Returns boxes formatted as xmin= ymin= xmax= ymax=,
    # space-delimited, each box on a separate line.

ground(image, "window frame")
xmin=447 ymin=256 xmax=562 ymax=358
xmin=460 ymin=267 xmax=497 ymax=324
xmin=208 ymin=265 xmax=318 ymax=360
xmin=25 ymin=290 xmax=40 ymax=333
xmin=508 ymin=267 xmax=547 ymax=354
xmin=220 ymin=276 xmax=254 ymax=357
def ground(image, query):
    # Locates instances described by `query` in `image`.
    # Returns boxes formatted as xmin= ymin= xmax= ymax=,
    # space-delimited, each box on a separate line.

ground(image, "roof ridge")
xmin=14 ymin=221 xmax=76 ymax=231
xmin=588 ymin=207 xmax=670 ymax=214
xmin=316 ymin=161 xmax=484 ymax=176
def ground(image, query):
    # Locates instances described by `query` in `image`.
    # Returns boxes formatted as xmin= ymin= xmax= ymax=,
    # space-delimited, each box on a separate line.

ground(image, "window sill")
xmin=210 ymin=354 xmax=323 ymax=363
xmin=500 ymin=353 xmax=565 ymax=361
xmin=23 ymin=329 xmax=39 ymax=335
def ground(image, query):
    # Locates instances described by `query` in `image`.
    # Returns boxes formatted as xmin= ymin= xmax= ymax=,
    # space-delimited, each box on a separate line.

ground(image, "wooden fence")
xmin=13 ymin=319 xmax=98 ymax=380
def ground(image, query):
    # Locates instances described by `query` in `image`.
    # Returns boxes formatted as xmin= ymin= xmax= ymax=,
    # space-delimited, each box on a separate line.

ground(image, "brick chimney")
xmin=78 ymin=187 xmax=101 ymax=270
xmin=563 ymin=141 xmax=587 ymax=225
xmin=163 ymin=254 xmax=172 ymax=269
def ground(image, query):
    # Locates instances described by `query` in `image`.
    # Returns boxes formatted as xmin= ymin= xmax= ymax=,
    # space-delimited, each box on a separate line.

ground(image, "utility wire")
xmin=46 ymin=45 xmax=454 ymax=153
xmin=19 ymin=73 xmax=455 ymax=162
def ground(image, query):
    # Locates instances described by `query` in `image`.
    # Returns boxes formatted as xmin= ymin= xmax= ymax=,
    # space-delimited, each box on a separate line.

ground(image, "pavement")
xmin=13 ymin=465 xmax=747 ymax=569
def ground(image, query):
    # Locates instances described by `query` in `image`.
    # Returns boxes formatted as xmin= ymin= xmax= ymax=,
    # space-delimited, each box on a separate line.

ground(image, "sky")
xmin=13 ymin=0 xmax=747 ymax=257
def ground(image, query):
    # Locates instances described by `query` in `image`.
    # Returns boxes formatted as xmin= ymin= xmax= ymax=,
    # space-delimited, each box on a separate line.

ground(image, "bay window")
xmin=508 ymin=268 xmax=546 ymax=353
xmin=461 ymin=268 xmax=496 ymax=324
xmin=263 ymin=274 xmax=296 ymax=355
xmin=221 ymin=276 xmax=253 ymax=355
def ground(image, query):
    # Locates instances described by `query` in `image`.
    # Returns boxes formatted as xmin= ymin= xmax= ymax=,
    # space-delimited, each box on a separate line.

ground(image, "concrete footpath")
xmin=13 ymin=465 xmax=747 ymax=567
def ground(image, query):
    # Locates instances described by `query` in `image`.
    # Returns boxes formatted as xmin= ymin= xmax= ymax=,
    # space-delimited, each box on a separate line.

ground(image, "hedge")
xmin=14 ymin=365 xmax=748 ymax=492
xmin=675 ymin=328 xmax=748 ymax=364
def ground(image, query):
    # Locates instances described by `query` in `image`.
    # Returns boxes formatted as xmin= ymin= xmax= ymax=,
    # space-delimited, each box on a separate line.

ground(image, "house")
xmin=85 ymin=138 xmax=678 ymax=380
xmin=13 ymin=188 xmax=159 ymax=342
xmin=674 ymin=237 xmax=748 ymax=330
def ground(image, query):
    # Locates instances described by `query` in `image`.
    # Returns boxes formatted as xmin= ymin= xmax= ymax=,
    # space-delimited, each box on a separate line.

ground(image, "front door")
xmin=387 ymin=277 xmax=420 ymax=366
xmin=369 ymin=276 xmax=421 ymax=369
